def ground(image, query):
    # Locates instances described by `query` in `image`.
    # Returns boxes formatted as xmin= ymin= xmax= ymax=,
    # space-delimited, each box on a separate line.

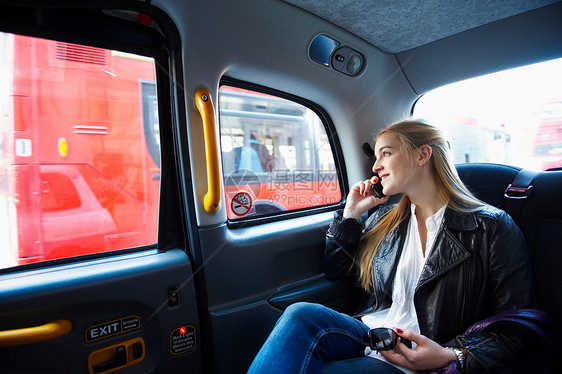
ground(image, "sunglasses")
xmin=363 ymin=328 xmax=412 ymax=351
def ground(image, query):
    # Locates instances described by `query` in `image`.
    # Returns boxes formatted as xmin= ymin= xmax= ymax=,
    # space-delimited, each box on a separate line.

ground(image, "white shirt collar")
xmin=410 ymin=203 xmax=447 ymax=229
xmin=410 ymin=203 xmax=447 ymax=258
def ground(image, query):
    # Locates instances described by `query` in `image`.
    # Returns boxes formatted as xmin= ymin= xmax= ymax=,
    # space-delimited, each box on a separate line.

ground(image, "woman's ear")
xmin=418 ymin=145 xmax=432 ymax=166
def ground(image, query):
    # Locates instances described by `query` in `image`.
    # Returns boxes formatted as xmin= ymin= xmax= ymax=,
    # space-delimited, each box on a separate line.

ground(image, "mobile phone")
xmin=371 ymin=173 xmax=385 ymax=198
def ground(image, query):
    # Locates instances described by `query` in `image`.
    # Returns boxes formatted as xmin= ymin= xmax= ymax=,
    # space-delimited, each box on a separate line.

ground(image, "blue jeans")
xmin=247 ymin=302 xmax=404 ymax=374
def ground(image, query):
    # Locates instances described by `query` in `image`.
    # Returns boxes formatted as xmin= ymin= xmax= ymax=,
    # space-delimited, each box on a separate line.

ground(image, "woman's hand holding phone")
xmin=343 ymin=175 xmax=389 ymax=220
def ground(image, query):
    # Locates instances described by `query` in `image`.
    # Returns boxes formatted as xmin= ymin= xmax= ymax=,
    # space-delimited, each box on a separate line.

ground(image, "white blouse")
xmin=361 ymin=203 xmax=447 ymax=373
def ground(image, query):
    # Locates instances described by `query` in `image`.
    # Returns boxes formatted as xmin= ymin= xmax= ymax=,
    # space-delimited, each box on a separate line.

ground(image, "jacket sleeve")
xmin=445 ymin=211 xmax=545 ymax=373
xmin=323 ymin=210 xmax=363 ymax=281
xmin=324 ymin=207 xmax=388 ymax=281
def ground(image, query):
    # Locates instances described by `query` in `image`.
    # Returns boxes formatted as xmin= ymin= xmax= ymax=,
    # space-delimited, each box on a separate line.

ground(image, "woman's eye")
xmin=375 ymin=150 xmax=391 ymax=159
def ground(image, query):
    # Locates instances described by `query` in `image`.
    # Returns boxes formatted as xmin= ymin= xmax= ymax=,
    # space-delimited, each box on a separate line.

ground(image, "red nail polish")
xmin=395 ymin=328 xmax=403 ymax=334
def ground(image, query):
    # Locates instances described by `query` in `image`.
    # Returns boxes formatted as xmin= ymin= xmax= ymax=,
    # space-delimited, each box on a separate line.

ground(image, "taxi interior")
xmin=0 ymin=0 xmax=560 ymax=373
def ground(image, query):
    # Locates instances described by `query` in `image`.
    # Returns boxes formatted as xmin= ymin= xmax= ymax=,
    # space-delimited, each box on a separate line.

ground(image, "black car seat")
xmin=457 ymin=163 xmax=562 ymax=372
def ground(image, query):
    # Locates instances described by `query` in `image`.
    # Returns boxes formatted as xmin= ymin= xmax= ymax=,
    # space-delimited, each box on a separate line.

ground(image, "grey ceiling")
xmin=282 ymin=0 xmax=560 ymax=53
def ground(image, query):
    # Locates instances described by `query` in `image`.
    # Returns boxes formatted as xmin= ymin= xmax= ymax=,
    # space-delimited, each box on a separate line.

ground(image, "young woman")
xmin=248 ymin=120 xmax=542 ymax=373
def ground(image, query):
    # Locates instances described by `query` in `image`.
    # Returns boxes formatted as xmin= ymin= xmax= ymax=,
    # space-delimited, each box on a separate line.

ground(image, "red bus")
xmin=533 ymin=102 xmax=562 ymax=171
xmin=0 ymin=33 xmax=160 ymax=265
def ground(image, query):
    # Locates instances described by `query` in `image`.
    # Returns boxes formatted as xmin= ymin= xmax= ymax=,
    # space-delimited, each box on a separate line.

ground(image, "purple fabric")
xmin=430 ymin=309 xmax=551 ymax=374
xmin=430 ymin=360 xmax=460 ymax=374
xmin=463 ymin=309 xmax=551 ymax=345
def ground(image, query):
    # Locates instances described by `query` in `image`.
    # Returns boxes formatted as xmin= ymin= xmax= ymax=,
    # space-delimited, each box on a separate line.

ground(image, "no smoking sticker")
xmin=231 ymin=192 xmax=252 ymax=216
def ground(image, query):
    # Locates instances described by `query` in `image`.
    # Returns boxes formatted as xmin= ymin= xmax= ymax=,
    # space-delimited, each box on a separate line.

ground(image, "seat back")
xmin=457 ymin=163 xmax=562 ymax=371
xmin=456 ymin=163 xmax=520 ymax=210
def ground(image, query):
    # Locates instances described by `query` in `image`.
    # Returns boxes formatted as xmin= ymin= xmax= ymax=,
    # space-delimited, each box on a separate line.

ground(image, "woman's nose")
xmin=372 ymin=160 xmax=381 ymax=173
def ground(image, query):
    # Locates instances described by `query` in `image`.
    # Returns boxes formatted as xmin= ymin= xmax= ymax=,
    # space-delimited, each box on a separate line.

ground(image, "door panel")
xmin=268 ymin=275 xmax=359 ymax=311
xmin=0 ymin=249 xmax=202 ymax=373
xmin=0 ymin=4 xmax=201 ymax=373
xmin=198 ymin=212 xmax=358 ymax=373
xmin=193 ymin=77 xmax=352 ymax=374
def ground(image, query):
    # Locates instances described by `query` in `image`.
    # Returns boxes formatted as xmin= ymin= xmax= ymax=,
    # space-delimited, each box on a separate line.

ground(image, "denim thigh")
xmin=247 ymin=302 xmax=371 ymax=374
xmin=323 ymin=356 xmax=404 ymax=374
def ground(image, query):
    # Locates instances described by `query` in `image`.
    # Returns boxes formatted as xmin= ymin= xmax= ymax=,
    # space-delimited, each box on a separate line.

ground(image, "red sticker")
xmin=231 ymin=192 xmax=252 ymax=216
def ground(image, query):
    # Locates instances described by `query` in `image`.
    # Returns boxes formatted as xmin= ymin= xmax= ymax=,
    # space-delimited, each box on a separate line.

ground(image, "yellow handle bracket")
xmin=0 ymin=319 xmax=73 ymax=348
xmin=195 ymin=88 xmax=220 ymax=213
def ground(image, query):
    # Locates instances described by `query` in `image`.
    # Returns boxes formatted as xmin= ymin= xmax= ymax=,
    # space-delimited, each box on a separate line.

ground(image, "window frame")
xmin=219 ymin=77 xmax=347 ymax=227
xmin=0 ymin=4 xmax=185 ymax=273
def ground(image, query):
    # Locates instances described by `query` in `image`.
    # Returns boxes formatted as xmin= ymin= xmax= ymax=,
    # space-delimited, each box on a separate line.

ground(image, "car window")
xmin=0 ymin=33 xmax=160 ymax=269
xmin=413 ymin=58 xmax=562 ymax=171
xmin=219 ymin=85 xmax=342 ymax=220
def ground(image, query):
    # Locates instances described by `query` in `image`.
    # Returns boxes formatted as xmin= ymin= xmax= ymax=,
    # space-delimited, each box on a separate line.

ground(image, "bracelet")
xmin=446 ymin=347 xmax=466 ymax=372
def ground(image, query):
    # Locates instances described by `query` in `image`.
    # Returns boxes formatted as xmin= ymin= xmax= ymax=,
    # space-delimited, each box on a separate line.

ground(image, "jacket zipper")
xmin=458 ymin=261 xmax=467 ymax=331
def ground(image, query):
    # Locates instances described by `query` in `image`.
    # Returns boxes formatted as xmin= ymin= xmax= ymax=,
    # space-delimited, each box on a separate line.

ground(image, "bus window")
xmin=414 ymin=58 xmax=562 ymax=171
xmin=0 ymin=33 xmax=160 ymax=269
xmin=219 ymin=85 xmax=342 ymax=220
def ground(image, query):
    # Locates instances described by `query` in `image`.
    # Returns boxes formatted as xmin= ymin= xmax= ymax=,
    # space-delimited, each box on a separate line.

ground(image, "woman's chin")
xmin=381 ymin=185 xmax=389 ymax=196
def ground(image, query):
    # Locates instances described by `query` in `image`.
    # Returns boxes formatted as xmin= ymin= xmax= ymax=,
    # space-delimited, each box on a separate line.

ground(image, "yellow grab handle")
xmin=0 ymin=319 xmax=73 ymax=348
xmin=195 ymin=88 xmax=220 ymax=213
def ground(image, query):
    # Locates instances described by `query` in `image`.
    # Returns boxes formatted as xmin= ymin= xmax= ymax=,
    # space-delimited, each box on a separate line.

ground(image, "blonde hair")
xmin=355 ymin=119 xmax=485 ymax=291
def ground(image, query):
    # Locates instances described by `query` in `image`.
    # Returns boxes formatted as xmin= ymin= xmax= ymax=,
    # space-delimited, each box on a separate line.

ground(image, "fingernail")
xmin=395 ymin=328 xmax=403 ymax=334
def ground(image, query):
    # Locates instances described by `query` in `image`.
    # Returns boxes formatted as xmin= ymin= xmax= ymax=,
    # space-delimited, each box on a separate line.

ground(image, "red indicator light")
xmin=179 ymin=326 xmax=187 ymax=335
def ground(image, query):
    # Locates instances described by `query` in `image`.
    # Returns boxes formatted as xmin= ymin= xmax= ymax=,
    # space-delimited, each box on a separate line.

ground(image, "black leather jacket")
xmin=324 ymin=205 xmax=541 ymax=373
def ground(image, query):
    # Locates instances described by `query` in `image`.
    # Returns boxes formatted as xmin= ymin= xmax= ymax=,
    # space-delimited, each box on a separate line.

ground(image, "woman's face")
xmin=372 ymin=132 xmax=420 ymax=196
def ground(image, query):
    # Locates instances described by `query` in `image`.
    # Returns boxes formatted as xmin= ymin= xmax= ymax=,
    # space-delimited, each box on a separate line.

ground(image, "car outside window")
xmin=414 ymin=58 xmax=562 ymax=171
xmin=219 ymin=85 xmax=342 ymax=220
xmin=0 ymin=33 xmax=160 ymax=269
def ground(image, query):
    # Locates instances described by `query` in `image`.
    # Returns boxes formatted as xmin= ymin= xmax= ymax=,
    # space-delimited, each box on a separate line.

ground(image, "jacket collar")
xmin=443 ymin=207 xmax=478 ymax=231
xmin=417 ymin=207 xmax=476 ymax=289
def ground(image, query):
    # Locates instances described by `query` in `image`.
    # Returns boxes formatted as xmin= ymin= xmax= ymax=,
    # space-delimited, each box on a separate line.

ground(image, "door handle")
xmin=92 ymin=345 xmax=127 ymax=373
xmin=88 ymin=337 xmax=145 ymax=374
xmin=0 ymin=319 xmax=72 ymax=348
xmin=195 ymin=88 xmax=221 ymax=213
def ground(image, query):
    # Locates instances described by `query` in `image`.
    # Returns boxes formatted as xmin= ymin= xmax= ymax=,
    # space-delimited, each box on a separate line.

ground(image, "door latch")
xmin=88 ymin=337 xmax=144 ymax=374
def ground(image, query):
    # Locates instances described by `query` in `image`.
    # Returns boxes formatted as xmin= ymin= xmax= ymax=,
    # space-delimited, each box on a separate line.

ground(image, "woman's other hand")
xmin=343 ymin=176 xmax=389 ymax=220
xmin=379 ymin=328 xmax=458 ymax=372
